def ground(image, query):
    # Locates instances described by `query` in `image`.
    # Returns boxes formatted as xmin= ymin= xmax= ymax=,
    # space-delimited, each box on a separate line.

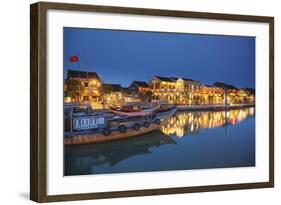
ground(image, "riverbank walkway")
xmin=177 ymin=103 xmax=254 ymax=111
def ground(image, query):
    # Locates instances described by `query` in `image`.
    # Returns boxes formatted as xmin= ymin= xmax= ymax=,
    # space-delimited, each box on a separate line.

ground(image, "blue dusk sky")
xmin=64 ymin=27 xmax=255 ymax=88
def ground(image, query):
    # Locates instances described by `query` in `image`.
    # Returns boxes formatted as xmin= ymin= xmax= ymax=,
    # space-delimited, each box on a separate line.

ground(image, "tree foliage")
xmin=64 ymin=79 xmax=84 ymax=102
xmin=140 ymin=91 xmax=153 ymax=102
xmin=101 ymin=84 xmax=113 ymax=94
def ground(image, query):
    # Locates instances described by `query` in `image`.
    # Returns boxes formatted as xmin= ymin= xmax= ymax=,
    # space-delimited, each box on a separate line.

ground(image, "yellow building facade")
xmin=65 ymin=70 xmax=102 ymax=103
xmin=150 ymin=76 xmax=201 ymax=105
xmin=199 ymin=85 xmax=224 ymax=105
xmin=150 ymin=76 xmax=254 ymax=105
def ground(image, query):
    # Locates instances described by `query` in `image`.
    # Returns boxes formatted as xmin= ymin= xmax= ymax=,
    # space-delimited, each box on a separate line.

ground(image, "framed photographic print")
xmin=30 ymin=1 xmax=274 ymax=202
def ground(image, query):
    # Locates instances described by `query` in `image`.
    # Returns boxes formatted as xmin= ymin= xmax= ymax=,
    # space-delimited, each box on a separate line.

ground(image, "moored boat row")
xmin=64 ymin=102 xmax=254 ymax=145
xmin=64 ymin=102 xmax=177 ymax=145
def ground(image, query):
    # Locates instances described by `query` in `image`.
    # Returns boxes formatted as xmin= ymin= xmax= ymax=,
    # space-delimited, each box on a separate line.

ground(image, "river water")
xmin=64 ymin=107 xmax=255 ymax=176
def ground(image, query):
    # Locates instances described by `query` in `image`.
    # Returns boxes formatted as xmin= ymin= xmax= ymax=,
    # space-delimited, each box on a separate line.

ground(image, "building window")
xmin=84 ymin=82 xmax=88 ymax=87
xmin=155 ymin=83 xmax=160 ymax=89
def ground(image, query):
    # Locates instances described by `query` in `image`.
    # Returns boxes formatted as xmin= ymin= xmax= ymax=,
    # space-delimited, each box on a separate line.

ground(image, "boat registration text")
xmin=73 ymin=116 xmax=106 ymax=130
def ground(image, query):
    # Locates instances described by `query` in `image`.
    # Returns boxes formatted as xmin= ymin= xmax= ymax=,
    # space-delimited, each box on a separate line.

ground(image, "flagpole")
xmin=83 ymin=50 xmax=91 ymax=105
xmin=78 ymin=55 xmax=81 ymax=103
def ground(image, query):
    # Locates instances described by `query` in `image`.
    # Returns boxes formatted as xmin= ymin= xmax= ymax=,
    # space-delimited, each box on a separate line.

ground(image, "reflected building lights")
xmin=161 ymin=108 xmax=255 ymax=137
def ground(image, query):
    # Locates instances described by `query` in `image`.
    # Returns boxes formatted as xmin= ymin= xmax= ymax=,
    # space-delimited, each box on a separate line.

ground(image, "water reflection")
xmin=65 ymin=131 xmax=176 ymax=175
xmin=65 ymin=107 xmax=255 ymax=175
xmin=161 ymin=107 xmax=255 ymax=137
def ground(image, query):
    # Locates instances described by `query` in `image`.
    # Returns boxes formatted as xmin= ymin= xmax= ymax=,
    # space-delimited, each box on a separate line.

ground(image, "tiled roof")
xmin=102 ymin=83 xmax=122 ymax=92
xmin=213 ymin=82 xmax=238 ymax=90
xmin=242 ymin=87 xmax=255 ymax=95
xmin=171 ymin=77 xmax=197 ymax=82
xmin=67 ymin=69 xmax=101 ymax=80
xmin=131 ymin=81 xmax=150 ymax=88
xmin=204 ymin=84 xmax=214 ymax=88
xmin=154 ymin=76 xmax=176 ymax=82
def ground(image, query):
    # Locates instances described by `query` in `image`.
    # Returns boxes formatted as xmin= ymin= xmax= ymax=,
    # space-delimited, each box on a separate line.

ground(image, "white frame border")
xmin=46 ymin=9 xmax=270 ymax=195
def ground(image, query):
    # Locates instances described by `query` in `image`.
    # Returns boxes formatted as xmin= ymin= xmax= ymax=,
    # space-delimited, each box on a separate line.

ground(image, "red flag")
xmin=69 ymin=55 xmax=79 ymax=62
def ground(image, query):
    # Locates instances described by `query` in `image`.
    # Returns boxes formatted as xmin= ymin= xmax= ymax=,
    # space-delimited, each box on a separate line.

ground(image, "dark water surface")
xmin=64 ymin=107 xmax=255 ymax=176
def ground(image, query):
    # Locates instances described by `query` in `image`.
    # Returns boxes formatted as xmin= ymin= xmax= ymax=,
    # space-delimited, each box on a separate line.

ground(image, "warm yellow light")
xmin=64 ymin=97 xmax=71 ymax=103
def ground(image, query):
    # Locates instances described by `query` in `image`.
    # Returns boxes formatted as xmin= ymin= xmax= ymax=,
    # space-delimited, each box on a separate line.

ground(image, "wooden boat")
xmin=64 ymin=104 xmax=177 ymax=145
xmin=109 ymin=102 xmax=158 ymax=116
xmin=109 ymin=107 xmax=155 ymax=116
xmin=65 ymin=123 xmax=161 ymax=145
